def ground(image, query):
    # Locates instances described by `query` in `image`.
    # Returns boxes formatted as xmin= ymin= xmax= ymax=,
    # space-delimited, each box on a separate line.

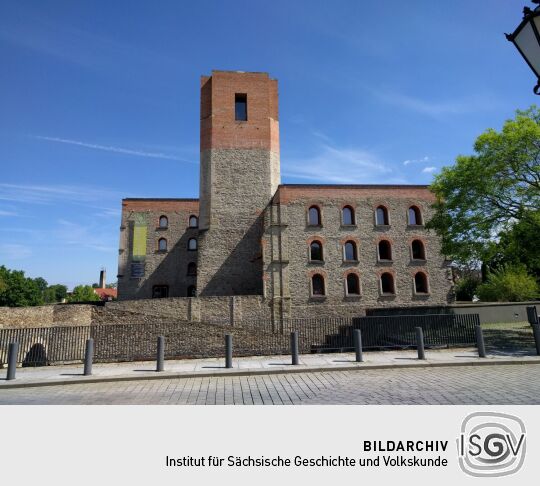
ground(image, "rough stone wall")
xmin=264 ymin=185 xmax=454 ymax=318
xmin=117 ymin=199 xmax=199 ymax=300
xmin=0 ymin=304 xmax=94 ymax=329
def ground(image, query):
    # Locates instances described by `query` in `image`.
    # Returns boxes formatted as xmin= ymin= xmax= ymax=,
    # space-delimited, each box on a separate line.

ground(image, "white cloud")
xmin=282 ymin=144 xmax=392 ymax=184
xmin=55 ymin=219 xmax=117 ymax=253
xmin=0 ymin=243 xmax=32 ymax=260
xmin=422 ymin=166 xmax=437 ymax=174
xmin=0 ymin=209 xmax=18 ymax=217
xmin=33 ymin=136 xmax=196 ymax=163
xmin=403 ymin=156 xmax=430 ymax=166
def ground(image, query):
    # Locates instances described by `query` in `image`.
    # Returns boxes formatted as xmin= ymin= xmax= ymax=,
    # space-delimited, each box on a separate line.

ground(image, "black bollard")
xmin=475 ymin=325 xmax=486 ymax=358
xmin=353 ymin=329 xmax=363 ymax=362
xmin=290 ymin=331 xmax=299 ymax=365
xmin=156 ymin=336 xmax=165 ymax=372
xmin=415 ymin=327 xmax=426 ymax=360
xmin=7 ymin=342 xmax=19 ymax=381
xmin=83 ymin=338 xmax=94 ymax=376
xmin=225 ymin=334 xmax=233 ymax=369
xmin=533 ymin=324 xmax=540 ymax=356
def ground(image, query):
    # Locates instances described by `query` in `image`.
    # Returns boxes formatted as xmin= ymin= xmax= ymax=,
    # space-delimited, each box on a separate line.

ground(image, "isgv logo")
xmin=457 ymin=412 xmax=526 ymax=477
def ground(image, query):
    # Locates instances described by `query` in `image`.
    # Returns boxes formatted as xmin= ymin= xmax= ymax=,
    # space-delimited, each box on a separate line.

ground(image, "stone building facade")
xmin=117 ymin=70 xmax=453 ymax=320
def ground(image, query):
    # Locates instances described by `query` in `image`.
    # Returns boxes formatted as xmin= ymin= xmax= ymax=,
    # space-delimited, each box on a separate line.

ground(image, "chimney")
xmin=99 ymin=268 xmax=106 ymax=288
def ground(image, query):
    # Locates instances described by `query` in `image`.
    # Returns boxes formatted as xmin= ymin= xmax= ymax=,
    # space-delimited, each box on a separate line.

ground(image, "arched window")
xmin=342 ymin=206 xmax=355 ymax=225
xmin=159 ymin=215 xmax=168 ymax=228
xmin=344 ymin=241 xmax=357 ymax=261
xmin=310 ymin=241 xmax=323 ymax=261
xmin=188 ymin=238 xmax=197 ymax=251
xmin=152 ymin=285 xmax=169 ymax=299
xmin=415 ymin=272 xmax=429 ymax=294
xmin=378 ymin=240 xmax=392 ymax=261
xmin=346 ymin=273 xmax=360 ymax=295
xmin=380 ymin=272 xmax=395 ymax=294
xmin=189 ymin=215 xmax=198 ymax=228
xmin=311 ymin=274 xmax=325 ymax=296
xmin=375 ymin=206 xmax=389 ymax=225
xmin=158 ymin=238 xmax=167 ymax=251
xmin=411 ymin=240 xmax=426 ymax=260
xmin=408 ymin=206 xmax=423 ymax=225
xmin=308 ymin=206 xmax=321 ymax=226
xmin=187 ymin=262 xmax=197 ymax=276
xmin=187 ymin=285 xmax=196 ymax=297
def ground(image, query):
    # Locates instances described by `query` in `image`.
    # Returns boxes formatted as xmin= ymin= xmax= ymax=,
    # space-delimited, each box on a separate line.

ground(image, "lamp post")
xmin=506 ymin=1 xmax=540 ymax=94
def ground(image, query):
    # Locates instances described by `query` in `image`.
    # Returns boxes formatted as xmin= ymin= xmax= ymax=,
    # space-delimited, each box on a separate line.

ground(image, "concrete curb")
xmin=2 ymin=357 xmax=540 ymax=390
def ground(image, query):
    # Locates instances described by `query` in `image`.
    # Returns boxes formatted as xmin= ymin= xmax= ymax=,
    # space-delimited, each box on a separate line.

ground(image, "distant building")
xmin=94 ymin=269 xmax=117 ymax=301
xmin=117 ymin=71 xmax=453 ymax=319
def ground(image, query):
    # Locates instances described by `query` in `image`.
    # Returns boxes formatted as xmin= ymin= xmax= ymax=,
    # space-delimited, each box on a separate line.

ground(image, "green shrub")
xmin=454 ymin=276 xmax=481 ymax=301
xmin=477 ymin=265 xmax=539 ymax=302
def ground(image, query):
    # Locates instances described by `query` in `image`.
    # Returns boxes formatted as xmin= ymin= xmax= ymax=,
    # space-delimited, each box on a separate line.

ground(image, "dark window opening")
xmin=408 ymin=206 xmax=423 ymax=225
xmin=342 ymin=206 xmax=355 ymax=225
xmin=187 ymin=262 xmax=197 ymax=276
xmin=159 ymin=215 xmax=168 ymax=228
xmin=412 ymin=240 xmax=426 ymax=260
xmin=189 ymin=215 xmax=198 ymax=228
xmin=381 ymin=273 xmax=395 ymax=294
xmin=344 ymin=241 xmax=357 ymax=261
xmin=188 ymin=238 xmax=197 ymax=251
xmin=235 ymin=93 xmax=247 ymax=121
xmin=378 ymin=240 xmax=392 ymax=260
xmin=312 ymin=274 xmax=325 ymax=296
xmin=346 ymin=274 xmax=360 ymax=295
xmin=152 ymin=285 xmax=169 ymax=299
xmin=158 ymin=238 xmax=167 ymax=251
xmin=310 ymin=241 xmax=323 ymax=261
xmin=415 ymin=273 xmax=429 ymax=293
xmin=187 ymin=285 xmax=196 ymax=297
xmin=308 ymin=206 xmax=321 ymax=226
xmin=376 ymin=206 xmax=389 ymax=225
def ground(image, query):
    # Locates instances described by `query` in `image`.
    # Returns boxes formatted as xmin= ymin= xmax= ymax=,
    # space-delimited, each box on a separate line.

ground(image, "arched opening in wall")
xmin=310 ymin=241 xmax=323 ymax=261
xmin=414 ymin=272 xmax=429 ymax=294
xmin=188 ymin=238 xmax=197 ymax=251
xmin=408 ymin=206 xmax=423 ymax=225
xmin=189 ymin=215 xmax=199 ymax=228
xmin=380 ymin=272 xmax=395 ymax=294
xmin=342 ymin=206 xmax=355 ymax=225
xmin=152 ymin=285 xmax=169 ymax=299
xmin=187 ymin=285 xmax=197 ymax=297
xmin=308 ymin=206 xmax=321 ymax=226
xmin=411 ymin=240 xmax=426 ymax=260
xmin=375 ymin=206 xmax=389 ymax=225
xmin=344 ymin=241 xmax=358 ymax=261
xmin=159 ymin=215 xmax=168 ymax=228
xmin=187 ymin=262 xmax=197 ymax=276
xmin=158 ymin=238 xmax=167 ymax=251
xmin=311 ymin=274 xmax=325 ymax=296
xmin=22 ymin=343 xmax=47 ymax=367
xmin=378 ymin=240 xmax=392 ymax=261
xmin=346 ymin=273 xmax=360 ymax=295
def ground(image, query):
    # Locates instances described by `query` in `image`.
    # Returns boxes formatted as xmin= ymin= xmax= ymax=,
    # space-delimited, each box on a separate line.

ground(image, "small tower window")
xmin=189 ymin=215 xmax=199 ymax=228
xmin=310 ymin=241 xmax=323 ymax=261
xmin=311 ymin=274 xmax=325 ymax=296
xmin=415 ymin=272 xmax=429 ymax=294
xmin=342 ymin=206 xmax=355 ymax=225
xmin=187 ymin=262 xmax=197 ymax=276
xmin=158 ymin=238 xmax=167 ymax=251
xmin=159 ymin=215 xmax=168 ymax=228
xmin=378 ymin=240 xmax=392 ymax=261
xmin=380 ymin=272 xmax=395 ymax=294
xmin=235 ymin=93 xmax=247 ymax=121
xmin=375 ymin=206 xmax=389 ymax=225
xmin=346 ymin=273 xmax=360 ymax=295
xmin=344 ymin=241 xmax=358 ymax=261
xmin=188 ymin=238 xmax=197 ymax=251
xmin=411 ymin=240 xmax=426 ymax=260
xmin=408 ymin=206 xmax=423 ymax=225
xmin=308 ymin=206 xmax=321 ymax=226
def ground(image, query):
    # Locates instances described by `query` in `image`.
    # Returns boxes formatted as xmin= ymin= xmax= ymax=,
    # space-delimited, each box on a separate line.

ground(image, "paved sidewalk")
xmin=1 ymin=347 xmax=539 ymax=389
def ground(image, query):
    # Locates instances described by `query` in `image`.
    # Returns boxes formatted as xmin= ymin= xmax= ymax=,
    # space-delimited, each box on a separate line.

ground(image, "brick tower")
xmin=197 ymin=71 xmax=280 ymax=295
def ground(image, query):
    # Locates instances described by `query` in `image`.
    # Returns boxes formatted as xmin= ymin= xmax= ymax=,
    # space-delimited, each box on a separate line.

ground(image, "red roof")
xmin=94 ymin=288 xmax=118 ymax=300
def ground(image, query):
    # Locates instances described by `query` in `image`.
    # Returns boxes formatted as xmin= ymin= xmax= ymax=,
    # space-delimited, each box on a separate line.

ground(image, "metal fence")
xmin=0 ymin=314 xmax=479 ymax=366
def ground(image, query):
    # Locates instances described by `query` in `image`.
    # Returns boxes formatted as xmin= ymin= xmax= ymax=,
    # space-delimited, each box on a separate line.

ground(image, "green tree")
xmin=68 ymin=285 xmax=100 ymax=303
xmin=43 ymin=284 xmax=68 ymax=303
xmin=0 ymin=266 xmax=44 ymax=307
xmin=477 ymin=265 xmax=539 ymax=302
xmin=428 ymin=106 xmax=540 ymax=266
xmin=454 ymin=276 xmax=481 ymax=301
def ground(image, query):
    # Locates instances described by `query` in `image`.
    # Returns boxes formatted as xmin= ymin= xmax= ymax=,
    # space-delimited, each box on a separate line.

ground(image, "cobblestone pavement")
xmin=1 ymin=365 xmax=539 ymax=405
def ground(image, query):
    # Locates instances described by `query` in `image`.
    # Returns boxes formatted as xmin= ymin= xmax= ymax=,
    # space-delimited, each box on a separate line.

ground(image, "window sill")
xmin=343 ymin=260 xmax=359 ymax=265
xmin=156 ymin=250 xmax=168 ymax=254
xmin=413 ymin=292 xmax=430 ymax=298
xmin=375 ymin=224 xmax=391 ymax=229
xmin=309 ymin=295 xmax=327 ymax=301
xmin=379 ymin=293 xmax=396 ymax=298
xmin=377 ymin=259 xmax=393 ymax=264
xmin=340 ymin=224 xmax=357 ymax=230
xmin=156 ymin=227 xmax=168 ymax=231
xmin=307 ymin=224 xmax=323 ymax=229
xmin=411 ymin=258 xmax=427 ymax=264
xmin=308 ymin=260 xmax=325 ymax=265
xmin=344 ymin=294 xmax=362 ymax=300
xmin=407 ymin=224 xmax=425 ymax=229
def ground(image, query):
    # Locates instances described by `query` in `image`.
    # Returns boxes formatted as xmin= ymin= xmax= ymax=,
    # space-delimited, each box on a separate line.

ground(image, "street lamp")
xmin=506 ymin=1 xmax=540 ymax=94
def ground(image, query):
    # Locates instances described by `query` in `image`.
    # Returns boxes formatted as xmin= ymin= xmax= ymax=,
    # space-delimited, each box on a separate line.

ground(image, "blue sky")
xmin=0 ymin=0 xmax=536 ymax=288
